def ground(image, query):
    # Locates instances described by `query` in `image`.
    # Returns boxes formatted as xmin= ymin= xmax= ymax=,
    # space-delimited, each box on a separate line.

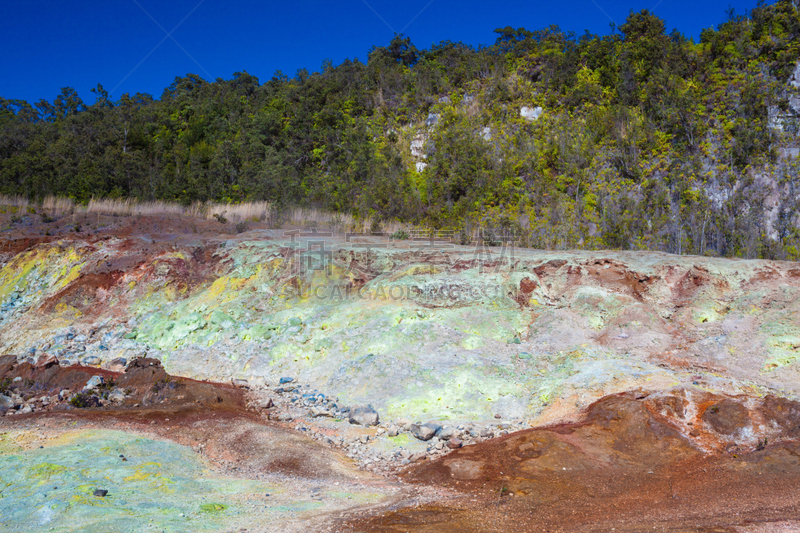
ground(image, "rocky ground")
xmin=2 ymin=212 xmax=800 ymax=531
xmin=345 ymin=389 xmax=800 ymax=532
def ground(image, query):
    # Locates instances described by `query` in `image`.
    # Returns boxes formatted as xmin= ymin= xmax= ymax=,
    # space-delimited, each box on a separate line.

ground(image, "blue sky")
xmin=1 ymin=0 xmax=764 ymax=104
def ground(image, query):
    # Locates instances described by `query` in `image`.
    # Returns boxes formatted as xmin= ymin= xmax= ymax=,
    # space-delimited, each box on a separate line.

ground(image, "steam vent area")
xmin=3 ymin=214 xmax=800 ymax=532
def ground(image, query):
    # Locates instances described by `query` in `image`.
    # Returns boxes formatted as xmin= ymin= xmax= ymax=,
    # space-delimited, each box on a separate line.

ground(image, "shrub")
xmin=151 ymin=377 xmax=174 ymax=393
xmin=69 ymin=393 xmax=99 ymax=408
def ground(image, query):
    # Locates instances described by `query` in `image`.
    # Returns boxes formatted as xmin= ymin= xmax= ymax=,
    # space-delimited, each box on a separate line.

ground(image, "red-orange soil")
xmin=343 ymin=391 xmax=800 ymax=532
xmin=0 ymin=354 xmax=361 ymax=482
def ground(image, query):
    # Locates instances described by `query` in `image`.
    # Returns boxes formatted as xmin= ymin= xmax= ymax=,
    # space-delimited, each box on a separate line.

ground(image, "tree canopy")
xmin=1 ymin=1 xmax=800 ymax=259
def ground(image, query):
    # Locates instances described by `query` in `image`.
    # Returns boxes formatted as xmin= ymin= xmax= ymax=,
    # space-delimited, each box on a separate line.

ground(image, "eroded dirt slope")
xmin=1 ymin=213 xmax=800 ymax=426
xmin=346 ymin=389 xmax=800 ymax=532
xmin=0 ymin=353 xmax=402 ymax=533
xmin=3 ymin=214 xmax=800 ymax=531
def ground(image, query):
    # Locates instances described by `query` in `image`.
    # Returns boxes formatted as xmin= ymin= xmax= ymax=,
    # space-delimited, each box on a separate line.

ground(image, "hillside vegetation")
xmin=2 ymin=2 xmax=800 ymax=257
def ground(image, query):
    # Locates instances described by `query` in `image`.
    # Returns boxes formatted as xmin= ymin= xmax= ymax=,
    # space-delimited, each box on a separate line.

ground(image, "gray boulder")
xmin=103 ymin=357 xmax=127 ymax=372
xmin=409 ymin=452 xmax=427 ymax=462
xmin=310 ymin=407 xmax=333 ymax=418
xmin=447 ymin=437 xmax=463 ymax=449
xmin=81 ymin=355 xmax=102 ymax=366
xmin=108 ymin=389 xmax=126 ymax=403
xmin=84 ymin=375 xmax=104 ymax=391
xmin=410 ymin=423 xmax=440 ymax=441
xmin=0 ymin=394 xmax=13 ymax=414
xmin=438 ymin=426 xmax=455 ymax=440
xmin=348 ymin=405 xmax=379 ymax=426
xmin=257 ymin=398 xmax=274 ymax=409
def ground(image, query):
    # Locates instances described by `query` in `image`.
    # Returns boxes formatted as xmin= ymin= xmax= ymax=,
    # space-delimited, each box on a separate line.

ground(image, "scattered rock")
xmin=447 ymin=437 xmax=463 ymax=449
xmin=84 ymin=375 xmax=104 ymax=391
xmin=0 ymin=395 xmax=12 ymax=413
xmin=107 ymin=389 xmax=126 ymax=403
xmin=410 ymin=423 xmax=437 ymax=441
xmin=410 ymin=452 xmax=427 ymax=463
xmin=103 ymin=357 xmax=127 ymax=372
xmin=81 ymin=355 xmax=102 ymax=366
xmin=34 ymin=354 xmax=59 ymax=369
xmin=310 ymin=407 xmax=333 ymax=418
xmin=438 ymin=427 xmax=455 ymax=440
xmin=349 ymin=405 xmax=379 ymax=426
xmin=258 ymin=398 xmax=274 ymax=409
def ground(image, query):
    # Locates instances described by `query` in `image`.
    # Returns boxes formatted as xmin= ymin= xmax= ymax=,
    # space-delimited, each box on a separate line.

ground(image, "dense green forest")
xmin=2 ymin=2 xmax=800 ymax=258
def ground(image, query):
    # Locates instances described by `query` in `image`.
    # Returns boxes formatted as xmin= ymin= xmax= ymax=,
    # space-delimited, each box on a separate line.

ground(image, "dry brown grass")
xmin=0 ymin=195 xmax=33 ymax=214
xmin=209 ymin=201 xmax=272 ymax=223
xmin=0 ymin=195 xmax=411 ymax=234
xmin=279 ymin=207 xmax=359 ymax=232
xmin=278 ymin=207 xmax=409 ymax=235
xmin=81 ymin=198 xmax=273 ymax=223
xmin=0 ymin=196 xmax=272 ymax=223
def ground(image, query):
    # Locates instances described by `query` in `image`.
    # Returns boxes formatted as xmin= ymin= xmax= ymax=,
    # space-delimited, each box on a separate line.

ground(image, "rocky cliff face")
xmin=2 ymin=215 xmax=800 ymax=427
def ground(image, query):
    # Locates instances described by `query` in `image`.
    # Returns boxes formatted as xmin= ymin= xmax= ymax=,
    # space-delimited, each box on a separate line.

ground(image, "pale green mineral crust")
xmin=0 ymin=430 xmax=384 ymax=533
xmin=1 ymin=237 xmax=799 ymax=424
